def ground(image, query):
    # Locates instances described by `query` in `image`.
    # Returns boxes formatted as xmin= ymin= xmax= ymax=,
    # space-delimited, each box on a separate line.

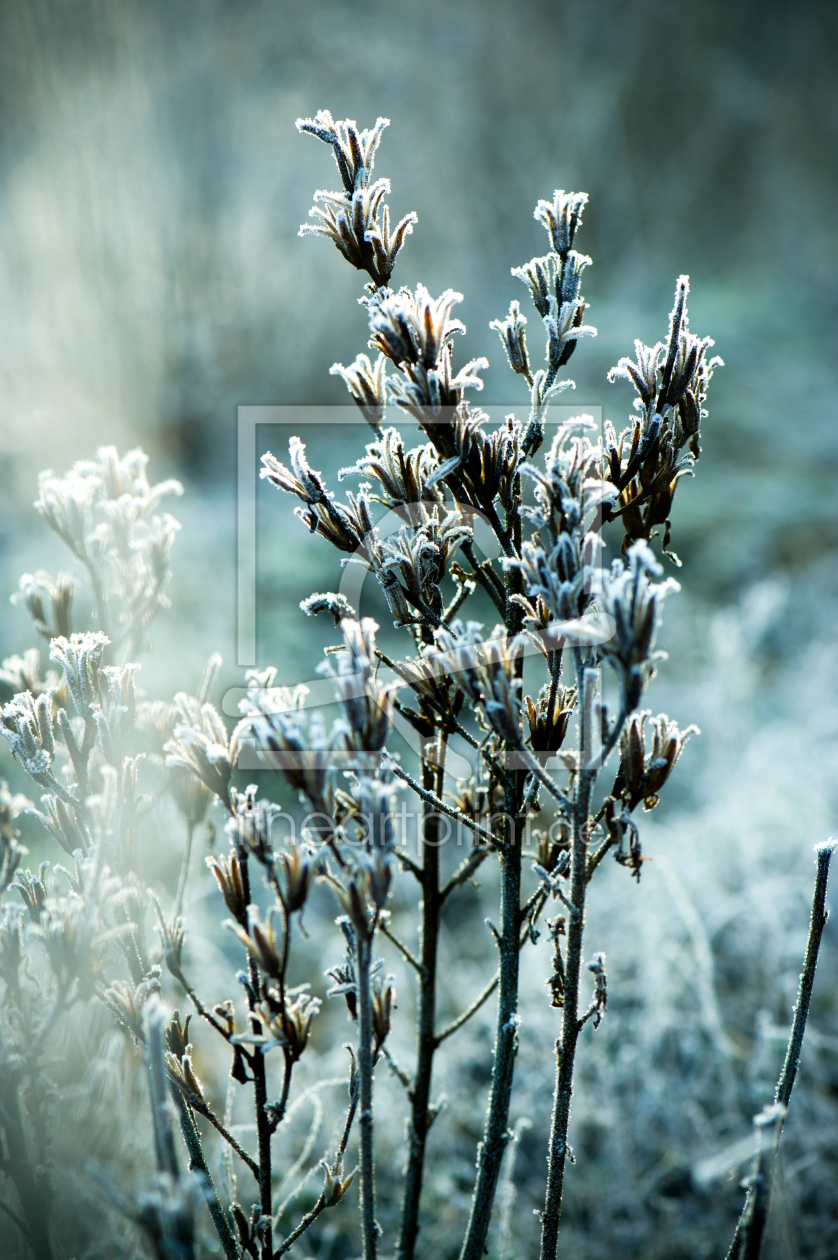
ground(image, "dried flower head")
xmin=612 ymin=710 xmax=699 ymax=811
xmin=296 ymin=112 xmax=416 ymax=286
xmin=598 ymin=542 xmax=680 ymax=711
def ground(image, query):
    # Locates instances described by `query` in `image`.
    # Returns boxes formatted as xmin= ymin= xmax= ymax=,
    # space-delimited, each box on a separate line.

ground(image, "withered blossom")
xmin=612 ymin=710 xmax=699 ymax=811
xmin=296 ymin=112 xmax=416 ymax=286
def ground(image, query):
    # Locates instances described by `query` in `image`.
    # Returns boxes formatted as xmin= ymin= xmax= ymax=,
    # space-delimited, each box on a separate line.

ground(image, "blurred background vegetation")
xmin=1 ymin=2 xmax=837 ymax=1257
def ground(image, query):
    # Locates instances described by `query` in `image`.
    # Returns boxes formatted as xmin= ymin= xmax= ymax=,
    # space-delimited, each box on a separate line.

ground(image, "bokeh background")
xmin=1 ymin=2 xmax=837 ymax=1257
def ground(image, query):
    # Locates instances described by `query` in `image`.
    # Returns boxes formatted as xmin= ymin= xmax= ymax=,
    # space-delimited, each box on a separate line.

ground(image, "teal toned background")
xmin=1 ymin=3 xmax=836 ymax=1257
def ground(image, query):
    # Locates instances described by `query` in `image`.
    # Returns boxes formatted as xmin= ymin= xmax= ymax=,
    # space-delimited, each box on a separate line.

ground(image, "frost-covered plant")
xmin=0 ymin=115 xmax=832 ymax=1260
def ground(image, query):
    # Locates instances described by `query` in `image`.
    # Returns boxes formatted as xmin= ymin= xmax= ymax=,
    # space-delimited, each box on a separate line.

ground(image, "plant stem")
xmin=725 ymin=841 xmax=835 ymax=1260
xmin=238 ymin=846 xmax=274 ymax=1260
xmin=540 ymin=659 xmax=597 ymax=1260
xmin=170 ymin=1089 xmax=239 ymax=1260
xmin=397 ymin=740 xmax=445 ymax=1260
xmin=356 ymin=932 xmax=379 ymax=1260
xmin=459 ymin=779 xmax=524 ymax=1260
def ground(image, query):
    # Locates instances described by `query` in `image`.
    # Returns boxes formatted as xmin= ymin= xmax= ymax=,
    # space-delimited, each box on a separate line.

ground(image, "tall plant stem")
xmin=170 ymin=1089 xmax=239 ymax=1260
xmin=725 ymin=840 xmax=835 ymax=1260
xmin=458 ymin=476 xmax=526 ymax=1260
xmin=458 ymin=775 xmax=525 ymax=1260
xmin=357 ymin=932 xmax=379 ymax=1260
xmin=540 ymin=659 xmax=597 ymax=1260
xmin=238 ymin=846 xmax=273 ymax=1260
xmin=397 ymin=734 xmax=446 ymax=1260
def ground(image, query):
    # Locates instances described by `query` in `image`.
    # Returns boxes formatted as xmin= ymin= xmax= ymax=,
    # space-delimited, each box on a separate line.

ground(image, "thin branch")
xmin=517 ymin=748 xmax=571 ymax=809
xmin=170 ymin=1088 xmax=239 ymax=1260
xmin=443 ymin=578 xmax=476 ymax=624
xmin=356 ymin=934 xmax=379 ymax=1260
xmin=396 ymin=849 xmax=424 ymax=881
xmin=397 ymin=729 xmax=445 ymax=1260
xmin=272 ymin=1074 xmax=359 ymax=1259
xmin=586 ymin=832 xmax=617 ymax=882
xmin=441 ymin=845 xmax=491 ymax=902
xmin=380 ymin=920 xmax=425 ymax=974
xmin=200 ymin=1105 xmax=260 ymax=1179
xmin=383 ymin=757 xmax=494 ymax=845
xmin=381 ymin=1043 xmax=413 ymax=1090
xmin=435 ymin=971 xmax=499 ymax=1045
xmin=725 ymin=841 xmax=835 ymax=1260
xmin=461 ymin=540 xmax=506 ymax=615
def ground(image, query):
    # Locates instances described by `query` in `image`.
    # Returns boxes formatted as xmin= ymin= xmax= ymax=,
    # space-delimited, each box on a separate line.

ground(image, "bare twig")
xmin=725 ymin=841 xmax=835 ymax=1260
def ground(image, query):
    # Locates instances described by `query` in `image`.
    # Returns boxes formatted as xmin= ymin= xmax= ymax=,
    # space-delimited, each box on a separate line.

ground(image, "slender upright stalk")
xmin=397 ymin=735 xmax=446 ymax=1260
xmin=540 ymin=661 xmax=597 ymax=1260
xmin=725 ymin=841 xmax=835 ymax=1260
xmin=238 ymin=847 xmax=273 ymax=1260
xmin=169 ymin=1089 xmax=241 ymax=1260
xmin=459 ymin=483 xmax=527 ymax=1260
xmin=356 ymin=932 xmax=379 ymax=1260
xmin=458 ymin=777 xmax=525 ymax=1260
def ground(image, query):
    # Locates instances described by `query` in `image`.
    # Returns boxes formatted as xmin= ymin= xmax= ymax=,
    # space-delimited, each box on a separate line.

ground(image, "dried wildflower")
xmin=332 ymin=854 xmax=390 ymax=940
xmin=612 ymin=710 xmax=699 ymax=811
xmin=424 ymin=406 xmax=522 ymax=513
xmin=49 ymin=631 xmax=109 ymax=718
xmin=296 ymin=112 xmax=416 ymax=286
xmin=368 ymin=284 xmax=465 ymax=369
xmin=11 ymin=862 xmax=49 ymax=923
xmin=257 ymin=984 xmax=321 ymax=1060
xmin=364 ymin=285 xmax=488 ymax=419
xmin=300 ymin=591 xmax=357 ymax=626
xmin=510 ymin=532 xmax=603 ymax=632
xmin=371 ymin=971 xmax=396 ymax=1048
xmin=603 ymin=276 xmax=722 ymax=558
xmin=520 ymin=418 xmax=616 ymax=539
xmin=35 ymin=448 xmax=182 ymax=653
xmin=331 ymin=352 xmax=388 ymax=433
xmin=164 ymin=693 xmax=236 ymax=805
xmin=0 ymin=646 xmax=60 ymax=699
xmin=339 ymin=426 xmax=443 ymax=521
xmin=534 ymin=190 xmax=588 ymax=258
xmin=101 ymin=974 xmax=162 ymax=1045
xmin=322 ymin=1160 xmax=357 ymax=1207
xmin=236 ymin=682 xmax=340 ymax=813
xmin=32 ymin=793 xmax=89 ymax=856
xmin=524 ymin=684 xmax=576 ymax=765
xmin=430 ymin=621 xmax=526 ymax=747
xmin=166 ymin=1045 xmax=208 ymax=1112
xmin=319 ymin=618 xmax=394 ymax=753
xmin=0 ymin=690 xmax=70 ymax=797
xmin=11 ymin=570 xmax=74 ymax=642
xmin=261 ymin=437 xmax=364 ymax=554
xmin=226 ymin=783 xmax=275 ymax=863
xmin=153 ymin=903 xmax=188 ymax=984
xmin=275 ymin=840 xmax=316 ymax=913
xmin=325 ymin=954 xmax=358 ymax=1021
xmin=491 ymin=300 xmax=532 ymax=383
xmin=601 ymin=795 xmax=644 ymax=879
xmin=598 ymin=542 xmax=680 ymax=711
xmin=207 ymin=851 xmax=248 ymax=925
xmin=226 ymin=905 xmax=285 ymax=981
xmin=374 ymin=508 xmax=473 ymax=624
xmin=35 ymin=893 xmax=127 ymax=996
